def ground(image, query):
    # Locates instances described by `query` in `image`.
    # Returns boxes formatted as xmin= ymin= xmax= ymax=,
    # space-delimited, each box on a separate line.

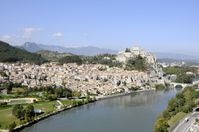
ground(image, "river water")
xmin=21 ymin=90 xmax=177 ymax=132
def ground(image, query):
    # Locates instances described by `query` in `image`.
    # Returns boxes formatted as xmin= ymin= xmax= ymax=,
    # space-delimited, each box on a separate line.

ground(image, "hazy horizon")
xmin=0 ymin=0 xmax=199 ymax=55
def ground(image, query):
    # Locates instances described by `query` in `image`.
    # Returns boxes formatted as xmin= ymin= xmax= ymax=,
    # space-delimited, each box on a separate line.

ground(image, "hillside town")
xmin=0 ymin=47 xmax=165 ymax=96
xmin=1 ymin=46 xmax=199 ymax=132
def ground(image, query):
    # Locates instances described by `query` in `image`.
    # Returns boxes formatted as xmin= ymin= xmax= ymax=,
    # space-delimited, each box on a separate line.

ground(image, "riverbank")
xmin=20 ymin=89 xmax=177 ymax=132
xmin=97 ymin=88 xmax=156 ymax=100
xmin=0 ymin=88 xmax=156 ymax=132
xmin=14 ymin=104 xmax=83 ymax=132
xmin=3 ymin=99 xmax=96 ymax=132
xmin=154 ymin=86 xmax=199 ymax=132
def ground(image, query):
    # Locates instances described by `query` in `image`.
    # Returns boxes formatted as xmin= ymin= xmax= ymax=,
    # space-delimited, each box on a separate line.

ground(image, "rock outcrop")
xmin=116 ymin=47 xmax=164 ymax=85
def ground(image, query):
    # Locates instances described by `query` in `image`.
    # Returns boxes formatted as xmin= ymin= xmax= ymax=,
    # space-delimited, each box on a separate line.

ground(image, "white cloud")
xmin=0 ymin=27 xmax=43 ymax=45
xmin=1 ymin=35 xmax=11 ymax=41
xmin=52 ymin=32 xmax=63 ymax=37
xmin=0 ymin=35 xmax=15 ymax=45
xmin=22 ymin=27 xmax=42 ymax=39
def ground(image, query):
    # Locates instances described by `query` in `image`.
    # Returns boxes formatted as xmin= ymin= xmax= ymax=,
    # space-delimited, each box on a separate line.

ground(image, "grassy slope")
xmin=168 ymin=112 xmax=187 ymax=126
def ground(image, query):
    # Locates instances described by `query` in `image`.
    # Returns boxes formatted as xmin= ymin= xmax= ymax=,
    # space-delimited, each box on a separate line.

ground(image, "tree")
xmin=72 ymin=91 xmax=81 ymax=98
xmin=125 ymin=55 xmax=148 ymax=71
xmin=162 ymin=110 xmax=170 ymax=119
xmin=0 ymin=71 xmax=8 ymax=77
xmin=183 ymin=87 xmax=195 ymax=102
xmin=47 ymin=94 xmax=58 ymax=101
xmin=63 ymin=90 xmax=72 ymax=98
xmin=8 ymin=122 xmax=16 ymax=132
xmin=155 ymin=86 xmax=198 ymax=131
xmin=182 ymin=103 xmax=194 ymax=113
xmin=93 ymin=96 xmax=97 ymax=101
xmin=12 ymin=104 xmax=24 ymax=120
xmin=154 ymin=117 xmax=169 ymax=132
xmin=59 ymin=55 xmax=82 ymax=65
xmin=55 ymin=88 xmax=63 ymax=98
xmin=86 ymin=95 xmax=91 ymax=102
xmin=24 ymin=104 xmax=34 ymax=122
xmin=155 ymin=84 xmax=166 ymax=90
xmin=163 ymin=66 xmax=195 ymax=84
xmin=1 ymin=82 xmax=13 ymax=94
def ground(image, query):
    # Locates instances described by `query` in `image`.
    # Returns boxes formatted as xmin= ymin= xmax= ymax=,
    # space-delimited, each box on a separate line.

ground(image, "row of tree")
xmin=27 ymin=86 xmax=81 ymax=101
xmin=0 ymin=82 xmax=22 ymax=94
xmin=58 ymin=55 xmax=82 ymax=65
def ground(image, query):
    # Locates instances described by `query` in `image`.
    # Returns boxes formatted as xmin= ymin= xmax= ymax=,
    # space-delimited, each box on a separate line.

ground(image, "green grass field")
xmin=11 ymin=88 xmax=25 ymax=94
xmin=0 ymin=101 xmax=57 ymax=129
xmin=168 ymin=112 xmax=187 ymax=127
xmin=33 ymin=101 xmax=56 ymax=113
xmin=0 ymin=106 xmax=20 ymax=129
xmin=61 ymin=100 xmax=72 ymax=106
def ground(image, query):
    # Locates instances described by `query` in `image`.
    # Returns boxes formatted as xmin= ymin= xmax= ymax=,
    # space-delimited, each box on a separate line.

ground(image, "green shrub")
xmin=154 ymin=117 xmax=169 ymax=132
xmin=125 ymin=55 xmax=148 ymax=71
xmin=155 ymin=84 xmax=166 ymax=90
xmin=8 ymin=122 xmax=16 ymax=132
xmin=59 ymin=55 xmax=82 ymax=65
xmin=163 ymin=66 xmax=196 ymax=83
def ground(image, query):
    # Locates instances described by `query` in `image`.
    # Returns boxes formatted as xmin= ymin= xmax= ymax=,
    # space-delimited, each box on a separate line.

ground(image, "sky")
xmin=0 ymin=0 xmax=199 ymax=55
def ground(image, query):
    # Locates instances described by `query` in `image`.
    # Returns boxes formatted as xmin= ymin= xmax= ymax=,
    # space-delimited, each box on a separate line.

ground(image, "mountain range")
xmin=1 ymin=40 xmax=198 ymax=65
xmin=18 ymin=42 xmax=117 ymax=56
xmin=18 ymin=42 xmax=199 ymax=61
xmin=154 ymin=52 xmax=199 ymax=61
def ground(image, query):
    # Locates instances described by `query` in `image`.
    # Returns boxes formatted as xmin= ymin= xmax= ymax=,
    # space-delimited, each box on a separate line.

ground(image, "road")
xmin=172 ymin=112 xmax=199 ymax=132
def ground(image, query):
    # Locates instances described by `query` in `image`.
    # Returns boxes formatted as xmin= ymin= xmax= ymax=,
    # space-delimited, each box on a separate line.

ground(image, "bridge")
xmin=170 ymin=82 xmax=193 ymax=89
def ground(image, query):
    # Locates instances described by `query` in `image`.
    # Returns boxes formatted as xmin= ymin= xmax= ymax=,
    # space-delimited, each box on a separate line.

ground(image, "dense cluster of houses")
xmin=0 ymin=47 xmax=166 ymax=95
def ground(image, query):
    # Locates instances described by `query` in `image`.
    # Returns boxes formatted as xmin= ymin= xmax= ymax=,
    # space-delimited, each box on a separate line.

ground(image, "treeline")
xmin=163 ymin=66 xmax=197 ymax=83
xmin=16 ymin=86 xmax=80 ymax=101
xmin=59 ymin=55 xmax=82 ymax=65
xmin=0 ymin=83 xmax=81 ymax=101
xmin=58 ymin=54 xmax=123 ymax=67
xmin=0 ymin=82 xmax=22 ymax=94
xmin=30 ymin=86 xmax=78 ymax=101
xmin=58 ymin=54 xmax=149 ymax=71
xmin=154 ymin=87 xmax=199 ymax=132
xmin=82 ymin=54 xmax=123 ymax=67
xmin=0 ymin=41 xmax=46 ymax=64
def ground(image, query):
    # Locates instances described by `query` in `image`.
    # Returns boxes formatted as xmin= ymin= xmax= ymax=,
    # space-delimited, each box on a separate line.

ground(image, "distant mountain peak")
xmin=18 ymin=42 xmax=118 ymax=56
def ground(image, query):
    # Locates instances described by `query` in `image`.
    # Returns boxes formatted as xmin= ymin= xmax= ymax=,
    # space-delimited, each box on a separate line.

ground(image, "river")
xmin=21 ymin=90 xmax=177 ymax=132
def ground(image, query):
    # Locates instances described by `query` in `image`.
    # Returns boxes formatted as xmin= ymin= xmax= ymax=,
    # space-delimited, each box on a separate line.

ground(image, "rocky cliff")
xmin=116 ymin=47 xmax=164 ymax=85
